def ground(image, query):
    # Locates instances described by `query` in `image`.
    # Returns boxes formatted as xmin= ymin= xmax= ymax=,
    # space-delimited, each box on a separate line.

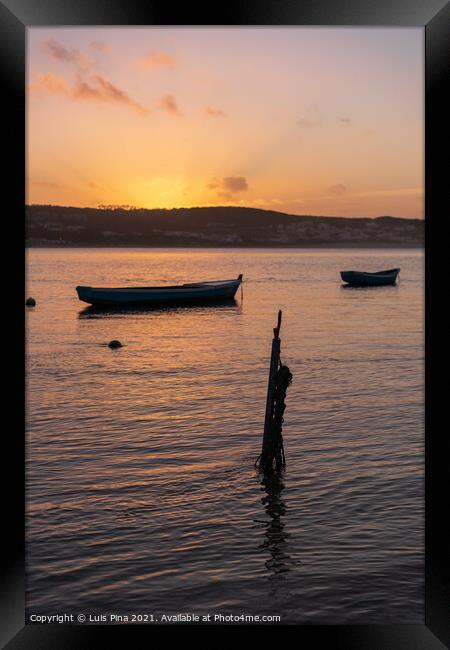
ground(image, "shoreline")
xmin=25 ymin=242 xmax=424 ymax=250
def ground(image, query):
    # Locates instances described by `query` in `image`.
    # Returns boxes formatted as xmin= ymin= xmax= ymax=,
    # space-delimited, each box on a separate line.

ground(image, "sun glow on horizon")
xmin=27 ymin=27 xmax=424 ymax=218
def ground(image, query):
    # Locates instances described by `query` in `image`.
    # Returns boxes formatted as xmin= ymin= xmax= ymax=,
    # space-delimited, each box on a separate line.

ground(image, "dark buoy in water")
xmin=108 ymin=340 xmax=122 ymax=349
xmin=26 ymin=297 xmax=36 ymax=307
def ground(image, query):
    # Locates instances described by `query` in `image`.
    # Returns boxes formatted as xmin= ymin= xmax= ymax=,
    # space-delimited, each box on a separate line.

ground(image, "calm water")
xmin=26 ymin=248 xmax=424 ymax=624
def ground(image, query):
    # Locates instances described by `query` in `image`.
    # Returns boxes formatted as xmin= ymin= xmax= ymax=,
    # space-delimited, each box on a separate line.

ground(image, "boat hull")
xmin=76 ymin=276 xmax=243 ymax=306
xmin=340 ymin=268 xmax=400 ymax=287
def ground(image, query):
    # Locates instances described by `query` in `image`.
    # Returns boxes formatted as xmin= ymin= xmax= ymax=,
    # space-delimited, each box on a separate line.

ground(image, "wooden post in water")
xmin=263 ymin=310 xmax=282 ymax=446
xmin=256 ymin=311 xmax=292 ymax=473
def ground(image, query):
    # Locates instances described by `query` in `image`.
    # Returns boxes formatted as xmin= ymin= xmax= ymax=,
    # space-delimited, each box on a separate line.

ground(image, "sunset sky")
xmin=27 ymin=27 xmax=423 ymax=218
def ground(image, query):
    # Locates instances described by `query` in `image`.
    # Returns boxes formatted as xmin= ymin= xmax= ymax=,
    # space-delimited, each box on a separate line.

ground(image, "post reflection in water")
xmin=27 ymin=248 xmax=424 ymax=622
xmin=258 ymin=472 xmax=294 ymax=594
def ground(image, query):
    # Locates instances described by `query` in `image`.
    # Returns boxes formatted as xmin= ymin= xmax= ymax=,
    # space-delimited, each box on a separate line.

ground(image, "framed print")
xmin=1 ymin=0 xmax=449 ymax=647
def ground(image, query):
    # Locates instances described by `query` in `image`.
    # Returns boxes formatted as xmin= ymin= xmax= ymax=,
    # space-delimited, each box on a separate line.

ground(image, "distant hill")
xmin=25 ymin=205 xmax=424 ymax=247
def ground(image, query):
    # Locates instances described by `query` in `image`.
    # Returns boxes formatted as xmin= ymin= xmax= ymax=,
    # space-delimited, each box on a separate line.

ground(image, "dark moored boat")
xmin=340 ymin=268 xmax=400 ymax=287
xmin=76 ymin=274 xmax=243 ymax=306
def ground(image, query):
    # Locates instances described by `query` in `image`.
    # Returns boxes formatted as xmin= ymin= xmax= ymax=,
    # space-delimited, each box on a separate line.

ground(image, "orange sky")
xmin=27 ymin=27 xmax=424 ymax=218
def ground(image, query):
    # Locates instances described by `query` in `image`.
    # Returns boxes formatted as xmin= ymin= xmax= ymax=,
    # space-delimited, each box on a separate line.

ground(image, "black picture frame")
xmin=2 ymin=0 xmax=448 ymax=646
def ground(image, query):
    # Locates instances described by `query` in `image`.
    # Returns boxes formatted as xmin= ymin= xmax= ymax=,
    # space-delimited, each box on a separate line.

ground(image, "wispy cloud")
xmin=31 ymin=73 xmax=70 ymax=96
xmin=90 ymin=41 xmax=111 ymax=54
xmin=297 ymin=104 xmax=321 ymax=128
xmin=31 ymin=180 xmax=61 ymax=189
xmin=159 ymin=94 xmax=181 ymax=116
xmin=297 ymin=118 xmax=315 ymax=128
xmin=326 ymin=184 xmax=347 ymax=196
xmin=204 ymin=106 xmax=226 ymax=118
xmin=346 ymin=187 xmax=422 ymax=199
xmin=31 ymin=72 xmax=149 ymax=116
xmin=137 ymin=51 xmax=176 ymax=69
xmin=248 ymin=197 xmax=284 ymax=207
xmin=207 ymin=176 xmax=248 ymax=199
xmin=41 ymin=38 xmax=92 ymax=71
xmin=73 ymin=75 xmax=149 ymax=115
xmin=339 ymin=116 xmax=352 ymax=126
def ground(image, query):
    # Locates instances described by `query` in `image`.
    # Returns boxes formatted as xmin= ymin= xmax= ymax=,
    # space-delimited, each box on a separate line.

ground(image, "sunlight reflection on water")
xmin=26 ymin=248 xmax=424 ymax=623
